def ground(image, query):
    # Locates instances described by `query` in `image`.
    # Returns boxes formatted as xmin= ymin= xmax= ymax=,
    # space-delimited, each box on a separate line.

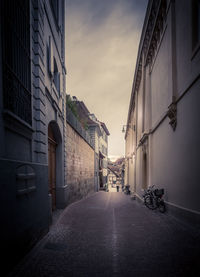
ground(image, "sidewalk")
xmin=9 ymin=191 xmax=200 ymax=277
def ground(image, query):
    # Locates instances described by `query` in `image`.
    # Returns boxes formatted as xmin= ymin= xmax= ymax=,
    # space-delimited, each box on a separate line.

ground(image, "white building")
xmin=99 ymin=122 xmax=110 ymax=188
xmin=88 ymin=115 xmax=110 ymax=190
xmin=125 ymin=0 xmax=200 ymax=224
xmin=88 ymin=114 xmax=102 ymax=191
xmin=0 ymin=0 xmax=66 ymax=273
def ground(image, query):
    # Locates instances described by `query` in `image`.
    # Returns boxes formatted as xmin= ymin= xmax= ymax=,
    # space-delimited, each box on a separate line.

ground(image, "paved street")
xmin=9 ymin=191 xmax=200 ymax=277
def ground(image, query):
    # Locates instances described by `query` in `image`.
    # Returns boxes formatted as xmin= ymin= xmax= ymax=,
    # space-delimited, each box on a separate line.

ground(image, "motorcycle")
xmin=143 ymin=185 xmax=166 ymax=213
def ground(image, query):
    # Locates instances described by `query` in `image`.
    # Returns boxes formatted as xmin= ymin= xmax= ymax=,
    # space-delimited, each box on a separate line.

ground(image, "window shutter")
xmin=58 ymin=72 xmax=60 ymax=93
xmin=49 ymin=36 xmax=53 ymax=76
xmin=54 ymin=71 xmax=60 ymax=92
xmin=59 ymin=72 xmax=63 ymax=94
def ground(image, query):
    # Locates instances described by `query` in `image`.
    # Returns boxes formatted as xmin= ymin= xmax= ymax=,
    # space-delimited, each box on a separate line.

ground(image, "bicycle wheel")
xmin=158 ymin=201 xmax=166 ymax=213
xmin=144 ymin=195 xmax=157 ymax=209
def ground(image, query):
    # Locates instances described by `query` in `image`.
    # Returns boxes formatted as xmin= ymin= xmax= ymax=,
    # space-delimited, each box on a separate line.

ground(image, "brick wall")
xmin=66 ymin=122 xmax=95 ymax=203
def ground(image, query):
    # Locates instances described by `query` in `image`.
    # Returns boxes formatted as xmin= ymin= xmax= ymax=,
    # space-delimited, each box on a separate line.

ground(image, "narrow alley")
xmin=9 ymin=191 xmax=200 ymax=277
xmin=1 ymin=1 xmax=200 ymax=276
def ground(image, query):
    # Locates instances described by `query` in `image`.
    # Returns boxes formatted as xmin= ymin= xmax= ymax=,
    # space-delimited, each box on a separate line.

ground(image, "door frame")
xmin=48 ymin=123 xmax=58 ymax=211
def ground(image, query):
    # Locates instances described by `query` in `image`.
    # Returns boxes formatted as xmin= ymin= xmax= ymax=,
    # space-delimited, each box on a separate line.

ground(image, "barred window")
xmin=1 ymin=0 xmax=31 ymax=124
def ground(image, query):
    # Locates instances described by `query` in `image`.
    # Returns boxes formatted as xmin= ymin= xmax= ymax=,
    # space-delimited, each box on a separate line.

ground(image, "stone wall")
xmin=66 ymin=122 xmax=95 ymax=203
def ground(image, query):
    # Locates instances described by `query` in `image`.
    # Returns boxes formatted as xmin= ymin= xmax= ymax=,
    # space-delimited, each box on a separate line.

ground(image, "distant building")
xmin=98 ymin=122 xmax=110 ymax=189
xmin=108 ymin=157 xmax=125 ymax=186
xmin=66 ymin=96 xmax=110 ymax=192
xmin=125 ymin=0 xmax=200 ymax=224
xmin=88 ymin=113 xmax=102 ymax=191
xmin=108 ymin=167 xmax=119 ymax=186
xmin=87 ymin=116 xmax=110 ymax=190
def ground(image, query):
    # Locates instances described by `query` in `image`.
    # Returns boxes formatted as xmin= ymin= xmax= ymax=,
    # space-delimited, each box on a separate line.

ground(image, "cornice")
xmin=136 ymin=0 xmax=167 ymax=89
xmin=126 ymin=0 xmax=167 ymax=138
xmin=144 ymin=0 xmax=167 ymax=66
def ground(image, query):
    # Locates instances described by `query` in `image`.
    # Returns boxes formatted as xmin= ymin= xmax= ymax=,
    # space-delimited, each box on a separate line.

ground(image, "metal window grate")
xmin=2 ymin=0 xmax=31 ymax=125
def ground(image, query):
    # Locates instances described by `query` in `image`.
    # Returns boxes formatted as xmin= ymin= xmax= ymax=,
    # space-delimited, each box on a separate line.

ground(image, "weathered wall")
xmin=151 ymin=23 xmax=172 ymax=126
xmin=136 ymin=82 xmax=143 ymax=143
xmin=125 ymin=112 xmax=136 ymax=192
xmin=151 ymin=81 xmax=200 ymax=212
xmin=126 ymin=0 xmax=200 ymax=220
xmin=175 ymin=0 xmax=200 ymax=96
xmin=66 ymin=122 xmax=95 ymax=203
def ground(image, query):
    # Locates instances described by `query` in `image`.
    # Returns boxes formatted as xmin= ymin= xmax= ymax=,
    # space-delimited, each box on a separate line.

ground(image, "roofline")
xmin=88 ymin=122 xmax=102 ymax=136
xmin=78 ymin=101 xmax=90 ymax=115
xmin=100 ymin=122 xmax=110 ymax=136
xmin=125 ymin=0 xmax=153 ymax=139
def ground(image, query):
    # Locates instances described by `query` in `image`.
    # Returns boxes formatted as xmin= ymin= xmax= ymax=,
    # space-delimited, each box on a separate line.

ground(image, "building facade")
xmin=0 ymin=0 xmax=66 ymax=272
xmin=108 ymin=167 xmax=119 ymax=186
xmin=65 ymin=96 xmax=110 ymax=193
xmin=125 ymin=0 xmax=200 ymax=223
xmin=99 ymin=122 xmax=110 ymax=188
xmin=87 ymin=115 xmax=110 ymax=190
xmin=88 ymin=113 xmax=102 ymax=191
xmin=108 ymin=157 xmax=125 ymax=188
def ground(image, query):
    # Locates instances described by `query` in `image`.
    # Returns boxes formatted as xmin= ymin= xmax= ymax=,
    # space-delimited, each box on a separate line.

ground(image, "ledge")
xmin=17 ymin=186 xmax=37 ymax=196
xmin=16 ymin=173 xmax=36 ymax=180
xmin=3 ymin=110 xmax=34 ymax=139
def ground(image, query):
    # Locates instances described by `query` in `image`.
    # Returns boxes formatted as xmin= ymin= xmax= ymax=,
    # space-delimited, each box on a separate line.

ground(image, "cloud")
xmin=65 ymin=0 xmax=148 ymax=156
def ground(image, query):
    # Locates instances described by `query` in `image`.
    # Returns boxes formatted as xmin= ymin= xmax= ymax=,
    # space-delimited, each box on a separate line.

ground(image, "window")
xmin=53 ymin=58 xmax=60 ymax=93
xmin=1 ymin=0 xmax=31 ymax=124
xmin=192 ymin=0 xmax=200 ymax=49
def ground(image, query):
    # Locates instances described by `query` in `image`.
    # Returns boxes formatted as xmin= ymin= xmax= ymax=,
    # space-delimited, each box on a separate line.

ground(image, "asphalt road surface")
xmin=9 ymin=191 xmax=200 ymax=277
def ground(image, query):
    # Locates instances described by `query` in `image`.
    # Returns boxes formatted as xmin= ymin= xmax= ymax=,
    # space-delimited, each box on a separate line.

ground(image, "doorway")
xmin=143 ymin=151 xmax=147 ymax=189
xmin=48 ymin=124 xmax=57 ymax=211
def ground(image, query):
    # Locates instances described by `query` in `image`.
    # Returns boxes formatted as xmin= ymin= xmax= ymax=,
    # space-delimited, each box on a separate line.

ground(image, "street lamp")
xmin=122 ymin=125 xmax=135 ymax=133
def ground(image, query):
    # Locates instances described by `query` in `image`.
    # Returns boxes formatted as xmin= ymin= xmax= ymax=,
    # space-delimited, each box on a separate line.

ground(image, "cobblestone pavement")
xmin=9 ymin=192 xmax=200 ymax=277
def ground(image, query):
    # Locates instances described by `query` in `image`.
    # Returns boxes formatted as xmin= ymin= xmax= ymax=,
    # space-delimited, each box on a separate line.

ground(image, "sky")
xmin=65 ymin=0 xmax=148 ymax=161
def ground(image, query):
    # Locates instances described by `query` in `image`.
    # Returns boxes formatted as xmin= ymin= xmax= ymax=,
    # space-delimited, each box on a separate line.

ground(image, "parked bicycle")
xmin=123 ymin=185 xmax=131 ymax=195
xmin=143 ymin=185 xmax=166 ymax=213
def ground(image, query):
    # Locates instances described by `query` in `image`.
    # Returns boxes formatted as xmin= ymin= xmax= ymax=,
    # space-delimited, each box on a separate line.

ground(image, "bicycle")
xmin=123 ymin=185 xmax=131 ymax=195
xmin=143 ymin=185 xmax=166 ymax=213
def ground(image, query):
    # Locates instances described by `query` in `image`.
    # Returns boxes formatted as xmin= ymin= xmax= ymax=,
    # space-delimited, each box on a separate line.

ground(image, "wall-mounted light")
xmin=125 ymin=155 xmax=132 ymax=160
xmin=125 ymin=156 xmax=131 ymax=160
xmin=122 ymin=124 xmax=135 ymax=133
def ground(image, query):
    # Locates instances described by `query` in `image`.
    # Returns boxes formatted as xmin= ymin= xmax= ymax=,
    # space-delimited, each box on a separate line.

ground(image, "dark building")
xmin=0 ymin=0 xmax=66 ymax=273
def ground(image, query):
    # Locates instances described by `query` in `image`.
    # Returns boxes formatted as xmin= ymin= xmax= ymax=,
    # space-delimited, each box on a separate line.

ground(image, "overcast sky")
xmin=65 ymin=0 xmax=148 ymax=161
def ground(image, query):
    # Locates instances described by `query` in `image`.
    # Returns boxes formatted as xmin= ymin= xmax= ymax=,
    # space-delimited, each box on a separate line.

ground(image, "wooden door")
xmin=48 ymin=126 xmax=57 ymax=211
